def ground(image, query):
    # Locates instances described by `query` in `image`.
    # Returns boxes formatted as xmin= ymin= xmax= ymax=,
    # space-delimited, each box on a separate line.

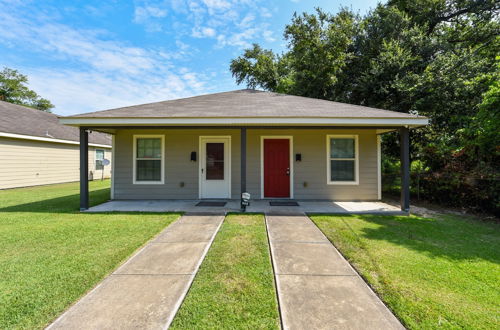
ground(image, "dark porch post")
xmin=240 ymin=127 xmax=247 ymax=194
xmin=80 ymin=127 xmax=89 ymax=211
xmin=400 ymin=127 xmax=410 ymax=212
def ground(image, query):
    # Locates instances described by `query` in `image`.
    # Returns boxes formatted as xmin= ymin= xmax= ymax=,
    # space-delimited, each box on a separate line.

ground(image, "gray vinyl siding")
xmin=113 ymin=129 xmax=240 ymax=199
xmin=0 ymin=137 xmax=111 ymax=189
xmin=246 ymin=129 xmax=378 ymax=200
xmin=113 ymin=128 xmax=379 ymax=200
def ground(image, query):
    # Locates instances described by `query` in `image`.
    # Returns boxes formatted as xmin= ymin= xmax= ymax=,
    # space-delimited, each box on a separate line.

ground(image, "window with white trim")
xmin=133 ymin=135 xmax=164 ymax=184
xmin=95 ymin=149 xmax=105 ymax=170
xmin=327 ymin=135 xmax=358 ymax=184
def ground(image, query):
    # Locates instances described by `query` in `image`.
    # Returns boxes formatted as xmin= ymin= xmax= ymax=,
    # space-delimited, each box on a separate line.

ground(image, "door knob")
xmin=286 ymin=168 xmax=290 ymax=176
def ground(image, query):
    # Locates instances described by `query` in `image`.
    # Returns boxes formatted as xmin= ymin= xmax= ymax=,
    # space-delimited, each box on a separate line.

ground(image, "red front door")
xmin=264 ymin=139 xmax=290 ymax=198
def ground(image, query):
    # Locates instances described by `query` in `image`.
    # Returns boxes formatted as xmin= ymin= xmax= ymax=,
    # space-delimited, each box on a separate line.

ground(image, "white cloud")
xmin=260 ymin=7 xmax=272 ymax=18
xmin=17 ymin=24 xmax=155 ymax=74
xmin=132 ymin=0 xmax=275 ymax=49
xmin=192 ymin=26 xmax=217 ymax=38
xmin=216 ymin=28 xmax=257 ymax=48
xmin=26 ymin=68 xmax=205 ymax=115
xmin=263 ymin=30 xmax=275 ymax=42
xmin=175 ymin=40 xmax=191 ymax=51
xmin=182 ymin=72 xmax=206 ymax=90
xmin=0 ymin=2 xmax=212 ymax=114
xmin=134 ymin=5 xmax=168 ymax=20
xmin=202 ymin=0 xmax=232 ymax=13
xmin=238 ymin=13 xmax=255 ymax=28
xmin=0 ymin=0 xmax=276 ymax=114
xmin=133 ymin=2 xmax=168 ymax=31
xmin=191 ymin=0 xmax=273 ymax=48
xmin=170 ymin=0 xmax=188 ymax=13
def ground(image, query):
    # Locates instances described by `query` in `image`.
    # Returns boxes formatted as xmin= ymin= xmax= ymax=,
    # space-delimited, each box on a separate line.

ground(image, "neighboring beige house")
xmin=0 ymin=101 xmax=112 ymax=189
xmin=60 ymin=89 xmax=428 ymax=211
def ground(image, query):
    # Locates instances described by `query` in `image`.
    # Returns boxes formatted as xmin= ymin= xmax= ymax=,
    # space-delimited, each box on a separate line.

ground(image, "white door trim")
xmin=198 ymin=136 xmax=232 ymax=199
xmin=260 ymin=136 xmax=294 ymax=199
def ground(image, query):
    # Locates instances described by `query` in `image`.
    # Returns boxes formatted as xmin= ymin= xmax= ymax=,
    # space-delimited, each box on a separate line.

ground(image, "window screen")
xmin=135 ymin=138 xmax=162 ymax=182
xmin=95 ymin=150 xmax=104 ymax=170
xmin=329 ymin=137 xmax=356 ymax=182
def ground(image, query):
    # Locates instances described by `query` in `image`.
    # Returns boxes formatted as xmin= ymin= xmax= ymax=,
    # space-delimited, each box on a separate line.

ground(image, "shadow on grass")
xmin=315 ymin=214 xmax=500 ymax=263
xmin=0 ymin=188 xmax=110 ymax=213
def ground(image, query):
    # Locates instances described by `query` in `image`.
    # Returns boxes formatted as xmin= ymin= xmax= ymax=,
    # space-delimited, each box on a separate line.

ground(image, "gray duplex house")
xmin=59 ymin=89 xmax=428 ymax=211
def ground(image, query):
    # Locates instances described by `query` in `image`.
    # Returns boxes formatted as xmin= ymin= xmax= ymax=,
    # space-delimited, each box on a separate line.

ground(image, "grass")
xmin=310 ymin=213 xmax=500 ymax=329
xmin=171 ymin=214 xmax=280 ymax=329
xmin=0 ymin=180 xmax=180 ymax=329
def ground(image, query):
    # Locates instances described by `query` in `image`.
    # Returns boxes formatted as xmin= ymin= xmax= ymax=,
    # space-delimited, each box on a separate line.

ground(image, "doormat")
xmin=269 ymin=201 xmax=299 ymax=206
xmin=196 ymin=201 xmax=227 ymax=207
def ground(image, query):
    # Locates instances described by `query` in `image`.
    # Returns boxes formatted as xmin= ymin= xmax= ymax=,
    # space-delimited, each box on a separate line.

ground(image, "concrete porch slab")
xmin=86 ymin=199 xmax=402 ymax=214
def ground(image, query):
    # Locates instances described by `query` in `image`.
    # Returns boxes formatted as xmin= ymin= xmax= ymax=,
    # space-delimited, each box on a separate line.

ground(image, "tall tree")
xmin=230 ymin=0 xmax=499 ymax=153
xmin=0 ymin=67 xmax=54 ymax=112
xmin=230 ymin=0 xmax=500 ymax=212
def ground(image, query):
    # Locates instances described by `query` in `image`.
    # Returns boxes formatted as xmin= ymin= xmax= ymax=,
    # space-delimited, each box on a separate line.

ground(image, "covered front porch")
xmin=59 ymin=90 xmax=427 ymax=214
xmin=84 ymin=199 xmax=402 ymax=214
xmin=76 ymin=126 xmax=412 ymax=213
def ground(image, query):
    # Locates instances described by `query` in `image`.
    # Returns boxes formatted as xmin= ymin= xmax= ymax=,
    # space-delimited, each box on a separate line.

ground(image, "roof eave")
xmin=0 ymin=131 xmax=111 ymax=147
xmin=59 ymin=117 xmax=429 ymax=128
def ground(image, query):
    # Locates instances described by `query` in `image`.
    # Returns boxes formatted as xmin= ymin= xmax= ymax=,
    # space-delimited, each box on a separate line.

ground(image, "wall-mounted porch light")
xmin=295 ymin=153 xmax=302 ymax=161
xmin=190 ymin=151 xmax=197 ymax=162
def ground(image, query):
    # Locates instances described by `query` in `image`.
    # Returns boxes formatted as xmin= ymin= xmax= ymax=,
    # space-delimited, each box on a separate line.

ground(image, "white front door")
xmin=199 ymin=137 xmax=231 ymax=199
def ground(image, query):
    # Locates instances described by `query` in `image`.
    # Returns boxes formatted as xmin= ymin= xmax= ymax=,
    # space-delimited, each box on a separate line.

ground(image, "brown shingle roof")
xmin=67 ymin=89 xmax=424 ymax=119
xmin=0 ymin=101 xmax=111 ymax=145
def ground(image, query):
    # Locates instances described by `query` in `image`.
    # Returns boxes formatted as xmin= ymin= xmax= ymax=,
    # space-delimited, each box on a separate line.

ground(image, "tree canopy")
xmin=230 ymin=0 xmax=499 ymax=213
xmin=0 ymin=67 xmax=54 ymax=112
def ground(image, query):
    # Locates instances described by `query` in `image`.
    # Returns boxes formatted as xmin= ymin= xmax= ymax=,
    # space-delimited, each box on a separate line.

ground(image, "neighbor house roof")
xmin=0 ymin=101 xmax=111 ymax=146
xmin=60 ymin=89 xmax=428 ymax=127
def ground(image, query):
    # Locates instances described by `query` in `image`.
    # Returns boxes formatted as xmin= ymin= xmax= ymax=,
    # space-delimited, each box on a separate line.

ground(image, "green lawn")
xmin=171 ymin=214 xmax=280 ymax=329
xmin=0 ymin=181 xmax=180 ymax=330
xmin=310 ymin=213 xmax=500 ymax=329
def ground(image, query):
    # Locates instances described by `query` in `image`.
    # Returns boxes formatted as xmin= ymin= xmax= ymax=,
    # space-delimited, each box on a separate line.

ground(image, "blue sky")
xmin=0 ymin=0 xmax=381 ymax=115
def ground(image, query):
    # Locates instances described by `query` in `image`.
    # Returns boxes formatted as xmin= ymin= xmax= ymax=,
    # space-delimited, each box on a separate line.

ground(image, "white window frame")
xmin=326 ymin=134 xmax=359 ymax=185
xmin=95 ymin=149 xmax=105 ymax=171
xmin=133 ymin=135 xmax=165 ymax=184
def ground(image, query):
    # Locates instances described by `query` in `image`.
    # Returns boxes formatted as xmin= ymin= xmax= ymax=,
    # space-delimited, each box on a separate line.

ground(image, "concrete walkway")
xmin=47 ymin=213 xmax=224 ymax=330
xmin=265 ymin=213 xmax=404 ymax=330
